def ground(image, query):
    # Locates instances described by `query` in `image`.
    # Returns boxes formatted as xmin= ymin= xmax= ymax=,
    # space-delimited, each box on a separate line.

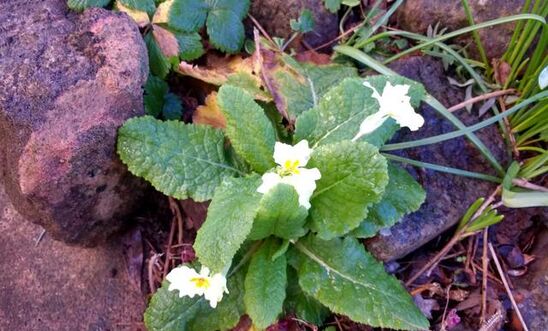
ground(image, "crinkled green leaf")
xmin=117 ymin=116 xmax=240 ymax=201
xmin=119 ymin=0 xmax=156 ymax=15
xmin=217 ymin=85 xmax=276 ymax=173
xmin=285 ymin=267 xmax=329 ymax=325
xmin=144 ymin=280 xmax=203 ymax=331
xmin=164 ymin=0 xmax=208 ymax=32
xmin=292 ymin=235 xmax=429 ymax=330
xmin=161 ymin=0 xmax=249 ymax=53
xmin=244 ymin=238 xmax=287 ymax=329
xmin=249 ymin=184 xmax=308 ymax=241
xmin=290 ymin=9 xmax=315 ymax=33
xmin=352 ymin=163 xmax=425 ymax=238
xmin=295 ymin=76 xmax=424 ymax=148
xmin=144 ymin=75 xmax=169 ymax=117
xmin=272 ymin=59 xmax=357 ymax=120
xmin=188 ymin=269 xmax=246 ymax=331
xmin=194 ymin=175 xmax=262 ymax=273
xmin=67 ymin=0 xmax=110 ymax=11
xmin=173 ymin=30 xmax=205 ymax=61
xmin=162 ymin=93 xmax=183 ymax=120
xmin=207 ymin=8 xmax=245 ymax=53
xmin=146 ymin=33 xmax=172 ymax=79
xmin=144 ymin=267 xmax=246 ymax=331
xmin=308 ymin=141 xmax=389 ymax=239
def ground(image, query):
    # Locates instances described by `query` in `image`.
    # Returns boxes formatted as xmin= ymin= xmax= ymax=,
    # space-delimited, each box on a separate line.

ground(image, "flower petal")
xmin=257 ymin=172 xmax=282 ymax=194
xmin=353 ymin=111 xmax=389 ymax=141
xmin=273 ymin=140 xmax=313 ymax=167
xmin=281 ymin=168 xmax=321 ymax=209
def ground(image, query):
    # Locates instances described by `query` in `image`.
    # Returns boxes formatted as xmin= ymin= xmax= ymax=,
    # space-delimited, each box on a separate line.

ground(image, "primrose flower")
xmin=166 ymin=265 xmax=228 ymax=308
xmin=257 ymin=140 xmax=321 ymax=209
xmin=353 ymin=81 xmax=424 ymax=141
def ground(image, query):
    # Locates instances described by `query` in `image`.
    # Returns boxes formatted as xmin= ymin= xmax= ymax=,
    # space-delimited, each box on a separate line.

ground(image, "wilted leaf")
xmin=153 ymin=25 xmax=180 ymax=58
xmin=115 ymin=1 xmax=150 ymax=27
xmin=193 ymin=92 xmax=227 ymax=129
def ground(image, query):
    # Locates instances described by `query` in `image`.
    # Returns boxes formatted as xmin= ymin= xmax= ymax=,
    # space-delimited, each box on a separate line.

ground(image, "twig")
xmin=168 ymin=198 xmax=184 ymax=245
xmin=488 ymin=243 xmax=529 ymax=331
xmin=148 ymin=253 xmax=163 ymax=293
xmin=162 ymin=217 xmax=176 ymax=280
xmin=313 ymin=23 xmax=363 ymax=51
xmin=440 ymin=284 xmax=453 ymax=331
xmin=34 ymin=229 xmax=46 ymax=247
xmin=447 ymin=89 xmax=516 ymax=112
xmin=480 ymin=227 xmax=489 ymax=324
xmin=248 ymin=14 xmax=276 ymax=49
xmin=406 ymin=186 xmax=501 ymax=286
xmin=512 ymin=178 xmax=548 ymax=192
xmin=498 ymin=98 xmax=520 ymax=159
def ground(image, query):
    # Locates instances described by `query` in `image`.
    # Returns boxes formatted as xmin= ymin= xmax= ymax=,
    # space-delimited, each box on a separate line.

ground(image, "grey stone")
xmin=396 ymin=0 xmax=524 ymax=60
xmin=365 ymin=56 xmax=507 ymax=261
xmin=0 ymin=0 xmax=149 ymax=246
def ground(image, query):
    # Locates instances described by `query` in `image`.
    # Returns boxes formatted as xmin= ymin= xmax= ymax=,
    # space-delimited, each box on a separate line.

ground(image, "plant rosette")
xmin=118 ymin=73 xmax=429 ymax=330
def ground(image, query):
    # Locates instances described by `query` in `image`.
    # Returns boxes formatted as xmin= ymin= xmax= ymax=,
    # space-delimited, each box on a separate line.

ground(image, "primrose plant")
xmin=118 ymin=74 xmax=430 ymax=330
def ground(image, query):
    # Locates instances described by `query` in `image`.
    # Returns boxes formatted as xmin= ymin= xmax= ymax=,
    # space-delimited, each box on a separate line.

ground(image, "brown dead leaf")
xmin=192 ymin=92 xmax=226 ymax=129
xmin=177 ymin=53 xmax=259 ymax=86
xmin=295 ymin=50 xmax=331 ymax=65
xmin=492 ymin=59 xmax=512 ymax=86
xmin=152 ymin=25 xmax=179 ymax=58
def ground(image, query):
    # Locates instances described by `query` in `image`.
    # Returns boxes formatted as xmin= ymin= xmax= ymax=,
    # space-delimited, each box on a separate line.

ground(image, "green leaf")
xmin=290 ymin=9 xmax=315 ymax=33
xmin=292 ymin=235 xmax=429 ymax=330
xmin=117 ymin=116 xmax=241 ymax=201
xmin=244 ymin=239 xmax=287 ymax=329
xmin=164 ymin=0 xmax=209 ymax=32
xmin=249 ymin=184 xmax=308 ymax=241
xmin=162 ymin=93 xmax=183 ymax=120
xmin=188 ymin=268 xmax=247 ymax=331
xmin=295 ymin=76 xmax=424 ymax=148
xmin=226 ymin=72 xmax=272 ymax=102
xmin=194 ymin=175 xmax=262 ymax=273
xmin=217 ymin=85 xmax=276 ymax=173
xmin=308 ymin=141 xmax=389 ymax=239
xmin=285 ymin=267 xmax=329 ymax=325
xmin=206 ymin=8 xmax=246 ymax=53
xmin=161 ymin=0 xmax=249 ymax=53
xmin=146 ymin=33 xmax=172 ymax=79
xmin=352 ymin=163 xmax=425 ymax=238
xmin=273 ymin=60 xmax=357 ymax=120
xmin=144 ymin=266 xmax=246 ymax=331
xmin=144 ymin=75 xmax=169 ymax=117
xmin=119 ymin=0 xmax=156 ymax=15
xmin=67 ymin=0 xmax=110 ymax=11
xmin=323 ymin=0 xmax=341 ymax=12
xmin=173 ymin=30 xmax=205 ymax=61
xmin=144 ymin=280 xmax=204 ymax=331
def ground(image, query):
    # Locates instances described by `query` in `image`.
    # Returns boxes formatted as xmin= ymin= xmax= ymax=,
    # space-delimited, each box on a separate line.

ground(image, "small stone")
xmin=0 ymin=0 xmax=149 ymax=246
xmin=365 ymin=56 xmax=507 ymax=261
xmin=396 ymin=0 xmax=524 ymax=60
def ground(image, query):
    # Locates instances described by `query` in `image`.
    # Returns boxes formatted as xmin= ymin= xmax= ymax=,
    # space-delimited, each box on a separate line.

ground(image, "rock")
xmin=249 ymin=0 xmax=338 ymax=48
xmin=0 ymin=185 xmax=146 ymax=330
xmin=396 ymin=0 xmax=524 ymax=60
xmin=0 ymin=1 xmax=149 ymax=246
xmin=365 ymin=56 xmax=507 ymax=261
xmin=514 ymin=226 xmax=548 ymax=331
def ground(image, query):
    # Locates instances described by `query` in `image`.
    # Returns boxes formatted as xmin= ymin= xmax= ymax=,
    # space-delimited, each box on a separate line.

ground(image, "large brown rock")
xmin=396 ymin=0 xmax=524 ymax=60
xmin=365 ymin=56 xmax=507 ymax=261
xmin=0 ymin=184 xmax=146 ymax=330
xmin=250 ymin=0 xmax=338 ymax=48
xmin=0 ymin=1 xmax=148 ymax=246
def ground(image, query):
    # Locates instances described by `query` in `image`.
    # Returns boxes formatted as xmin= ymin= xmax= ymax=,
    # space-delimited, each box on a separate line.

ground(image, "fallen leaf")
xmin=295 ymin=50 xmax=332 ymax=65
xmin=492 ymin=59 xmax=512 ymax=86
xmin=115 ymin=1 xmax=150 ymax=28
xmin=177 ymin=53 xmax=258 ymax=86
xmin=192 ymin=92 xmax=226 ymax=129
xmin=152 ymin=25 xmax=179 ymax=58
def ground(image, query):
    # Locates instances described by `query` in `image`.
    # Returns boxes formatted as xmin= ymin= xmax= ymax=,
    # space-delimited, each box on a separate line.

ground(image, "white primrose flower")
xmin=353 ymin=81 xmax=425 ymax=141
xmin=166 ymin=265 xmax=228 ymax=308
xmin=257 ymin=140 xmax=321 ymax=209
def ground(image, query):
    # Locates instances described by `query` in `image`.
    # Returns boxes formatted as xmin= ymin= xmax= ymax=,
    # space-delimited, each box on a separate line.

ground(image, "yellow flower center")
xmin=278 ymin=160 xmax=300 ymax=176
xmin=190 ymin=277 xmax=210 ymax=289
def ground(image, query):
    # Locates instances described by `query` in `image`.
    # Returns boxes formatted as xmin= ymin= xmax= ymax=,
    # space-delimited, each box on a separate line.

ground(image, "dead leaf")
xmin=295 ymin=50 xmax=331 ymax=65
xmin=116 ymin=1 xmax=150 ymax=28
xmin=152 ymin=0 xmax=172 ymax=24
xmin=152 ymin=25 xmax=179 ymax=58
xmin=192 ymin=92 xmax=226 ymax=129
xmin=492 ymin=59 xmax=512 ymax=86
xmin=177 ymin=53 xmax=258 ymax=86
